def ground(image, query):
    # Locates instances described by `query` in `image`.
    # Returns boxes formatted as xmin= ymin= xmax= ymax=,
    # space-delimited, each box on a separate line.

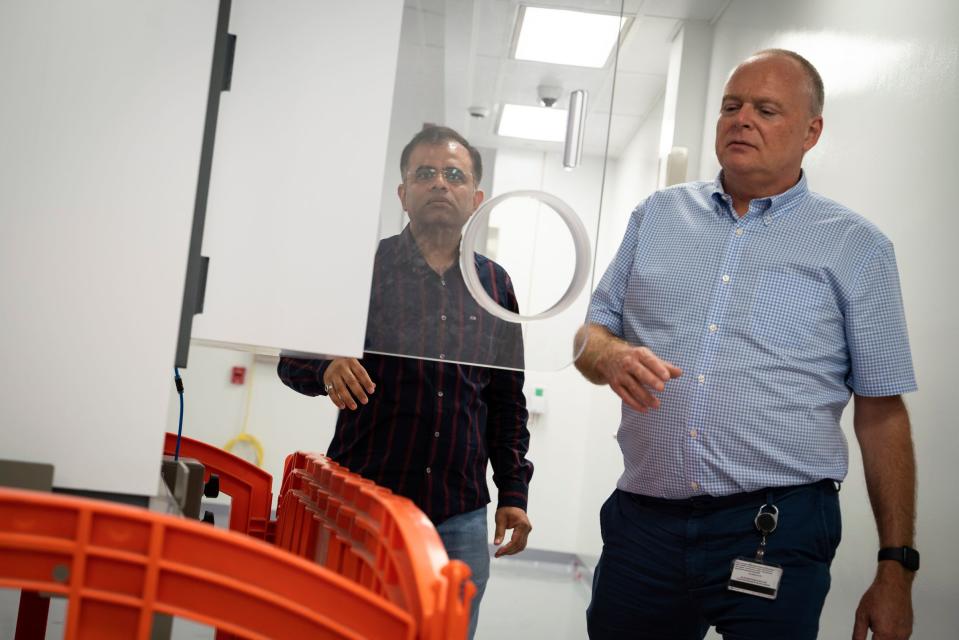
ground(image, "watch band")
xmin=877 ymin=546 xmax=920 ymax=571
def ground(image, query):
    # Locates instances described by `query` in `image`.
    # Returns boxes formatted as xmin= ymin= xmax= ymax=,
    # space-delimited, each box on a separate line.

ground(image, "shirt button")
xmin=469 ymin=315 xmax=477 ymax=321
xmin=722 ymin=274 xmax=730 ymax=283
xmin=690 ymin=481 xmax=700 ymax=490
xmin=698 ymin=374 xmax=706 ymax=384
xmin=434 ymin=432 xmax=440 ymax=438
xmin=440 ymin=314 xmax=447 ymax=321
xmin=439 ymin=353 xmax=446 ymax=359
xmin=437 ymin=391 xmax=444 ymax=397
xmin=708 ymin=324 xmax=718 ymax=333
xmin=690 ymin=429 xmax=698 ymax=439
xmin=426 ymin=467 xmax=431 ymax=474
xmin=735 ymin=228 xmax=744 ymax=237
xmin=440 ymin=279 xmax=446 ymax=286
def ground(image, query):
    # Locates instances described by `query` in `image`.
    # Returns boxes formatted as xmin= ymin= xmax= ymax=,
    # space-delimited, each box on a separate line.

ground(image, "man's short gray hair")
xmin=752 ymin=48 xmax=824 ymax=116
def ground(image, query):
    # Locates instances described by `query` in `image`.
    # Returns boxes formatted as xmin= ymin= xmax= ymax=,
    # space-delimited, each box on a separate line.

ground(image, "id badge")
xmin=727 ymin=557 xmax=783 ymax=600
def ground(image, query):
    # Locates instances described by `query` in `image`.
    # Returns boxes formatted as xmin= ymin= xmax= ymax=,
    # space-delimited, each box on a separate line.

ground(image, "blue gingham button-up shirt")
xmin=587 ymin=172 xmax=917 ymax=499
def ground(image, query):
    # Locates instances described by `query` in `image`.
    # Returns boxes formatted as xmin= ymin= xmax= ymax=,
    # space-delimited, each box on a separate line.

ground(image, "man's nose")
xmin=732 ymin=105 xmax=755 ymax=128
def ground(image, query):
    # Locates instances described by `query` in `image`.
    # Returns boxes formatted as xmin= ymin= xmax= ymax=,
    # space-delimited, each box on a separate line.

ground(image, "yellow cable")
xmin=223 ymin=355 xmax=264 ymax=467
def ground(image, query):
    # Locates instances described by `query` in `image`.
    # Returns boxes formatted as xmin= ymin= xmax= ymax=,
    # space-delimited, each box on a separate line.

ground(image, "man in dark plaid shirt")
xmin=278 ymin=126 xmax=533 ymax=639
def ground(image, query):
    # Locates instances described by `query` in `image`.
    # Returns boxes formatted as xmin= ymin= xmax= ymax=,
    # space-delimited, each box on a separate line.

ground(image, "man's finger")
xmin=611 ymin=382 xmax=648 ymax=413
xmin=328 ymin=386 xmax=346 ymax=410
xmin=342 ymin=373 xmax=368 ymax=408
xmin=625 ymin=360 xmax=667 ymax=392
xmin=323 ymin=376 xmax=346 ymax=410
xmin=493 ymin=514 xmax=506 ymax=545
xmin=852 ymin=606 xmax=869 ymax=640
xmin=618 ymin=376 xmax=660 ymax=410
xmin=495 ymin=524 xmax=530 ymax=557
xmin=495 ymin=534 xmax=519 ymax=557
xmin=636 ymin=348 xmax=672 ymax=381
xmin=349 ymin=360 xmax=376 ymax=394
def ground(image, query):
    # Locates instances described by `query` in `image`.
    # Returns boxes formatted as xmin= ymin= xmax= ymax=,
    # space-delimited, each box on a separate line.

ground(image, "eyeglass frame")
xmin=404 ymin=164 xmax=476 ymax=187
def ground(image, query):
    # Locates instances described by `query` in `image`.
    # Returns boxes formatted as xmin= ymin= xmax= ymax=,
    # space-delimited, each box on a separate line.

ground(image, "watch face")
xmin=902 ymin=547 xmax=920 ymax=571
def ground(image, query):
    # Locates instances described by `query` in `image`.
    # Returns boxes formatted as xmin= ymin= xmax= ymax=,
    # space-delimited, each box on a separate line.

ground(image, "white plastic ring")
xmin=459 ymin=190 xmax=592 ymax=323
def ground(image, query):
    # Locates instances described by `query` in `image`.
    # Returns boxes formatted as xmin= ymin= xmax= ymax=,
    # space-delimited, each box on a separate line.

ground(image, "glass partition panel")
xmin=369 ymin=0 xmax=631 ymax=371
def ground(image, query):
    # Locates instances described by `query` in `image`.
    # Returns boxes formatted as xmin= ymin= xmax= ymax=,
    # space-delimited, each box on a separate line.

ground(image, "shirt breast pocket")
xmin=750 ymin=269 xmax=829 ymax=350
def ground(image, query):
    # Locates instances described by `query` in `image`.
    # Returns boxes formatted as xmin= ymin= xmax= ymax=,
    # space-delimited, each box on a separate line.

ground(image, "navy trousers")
xmin=586 ymin=480 xmax=842 ymax=640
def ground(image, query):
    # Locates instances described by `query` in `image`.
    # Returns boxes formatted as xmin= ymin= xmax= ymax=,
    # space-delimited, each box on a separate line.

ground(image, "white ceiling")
xmin=398 ymin=0 xmax=729 ymax=157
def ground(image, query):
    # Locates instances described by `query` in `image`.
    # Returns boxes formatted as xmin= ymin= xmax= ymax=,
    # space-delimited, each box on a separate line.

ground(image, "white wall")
xmin=659 ymin=20 xmax=713 ymax=184
xmin=695 ymin=1 xmax=958 ymax=637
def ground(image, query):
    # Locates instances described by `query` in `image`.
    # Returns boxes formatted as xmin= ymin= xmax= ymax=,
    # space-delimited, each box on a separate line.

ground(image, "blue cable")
xmin=174 ymin=367 xmax=184 ymax=461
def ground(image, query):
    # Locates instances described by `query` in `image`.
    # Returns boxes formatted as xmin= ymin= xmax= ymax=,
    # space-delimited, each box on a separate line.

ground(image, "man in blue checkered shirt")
xmin=576 ymin=49 xmax=917 ymax=640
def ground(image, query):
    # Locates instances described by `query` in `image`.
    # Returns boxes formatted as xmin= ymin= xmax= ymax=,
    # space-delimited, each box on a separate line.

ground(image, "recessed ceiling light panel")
xmin=514 ymin=6 xmax=625 ymax=68
xmin=497 ymin=104 xmax=568 ymax=142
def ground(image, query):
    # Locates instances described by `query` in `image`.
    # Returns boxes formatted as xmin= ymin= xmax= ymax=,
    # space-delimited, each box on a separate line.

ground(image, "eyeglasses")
xmin=408 ymin=165 xmax=471 ymax=185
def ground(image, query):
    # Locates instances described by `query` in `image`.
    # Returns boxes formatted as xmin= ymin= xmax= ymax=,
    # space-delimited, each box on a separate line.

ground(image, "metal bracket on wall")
xmin=174 ymin=0 xmax=236 ymax=368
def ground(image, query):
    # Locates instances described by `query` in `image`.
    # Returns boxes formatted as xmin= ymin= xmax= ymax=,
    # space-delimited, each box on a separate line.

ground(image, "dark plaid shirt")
xmin=278 ymin=226 xmax=532 ymax=524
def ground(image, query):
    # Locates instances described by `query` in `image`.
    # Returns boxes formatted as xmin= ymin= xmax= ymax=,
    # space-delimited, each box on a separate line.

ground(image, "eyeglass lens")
xmin=413 ymin=166 xmax=468 ymax=185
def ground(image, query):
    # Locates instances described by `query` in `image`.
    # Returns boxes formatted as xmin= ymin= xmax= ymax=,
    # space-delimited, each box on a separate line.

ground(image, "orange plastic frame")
xmin=276 ymin=452 xmax=475 ymax=640
xmin=0 ymin=487 xmax=415 ymax=639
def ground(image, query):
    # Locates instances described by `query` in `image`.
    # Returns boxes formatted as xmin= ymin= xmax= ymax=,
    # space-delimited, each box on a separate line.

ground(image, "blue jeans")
xmin=436 ymin=506 xmax=490 ymax=640
xmin=587 ymin=480 xmax=842 ymax=640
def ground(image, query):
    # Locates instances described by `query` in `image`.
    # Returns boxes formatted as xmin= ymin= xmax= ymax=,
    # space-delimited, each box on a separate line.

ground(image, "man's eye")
xmin=415 ymin=167 xmax=436 ymax=181
xmin=444 ymin=168 xmax=466 ymax=183
xmin=721 ymin=104 xmax=739 ymax=113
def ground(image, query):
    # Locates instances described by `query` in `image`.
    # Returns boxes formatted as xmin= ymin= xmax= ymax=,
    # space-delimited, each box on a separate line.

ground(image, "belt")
xmin=624 ymin=479 xmax=837 ymax=512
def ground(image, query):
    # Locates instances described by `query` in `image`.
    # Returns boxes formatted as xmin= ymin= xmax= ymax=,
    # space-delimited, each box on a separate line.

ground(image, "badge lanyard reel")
xmin=728 ymin=497 xmax=784 ymax=600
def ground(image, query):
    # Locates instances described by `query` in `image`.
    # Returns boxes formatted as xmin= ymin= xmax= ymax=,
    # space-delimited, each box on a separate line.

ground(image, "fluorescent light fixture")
xmin=497 ymin=104 xmax=568 ymax=142
xmin=514 ymin=6 xmax=625 ymax=68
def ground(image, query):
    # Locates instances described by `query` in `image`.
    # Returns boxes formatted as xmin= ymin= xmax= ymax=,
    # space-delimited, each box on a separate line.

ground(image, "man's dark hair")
xmin=400 ymin=125 xmax=483 ymax=184
xmin=754 ymin=48 xmax=825 ymax=116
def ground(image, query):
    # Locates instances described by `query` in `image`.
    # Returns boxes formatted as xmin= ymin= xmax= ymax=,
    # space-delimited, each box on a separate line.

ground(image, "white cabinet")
xmin=191 ymin=0 xmax=405 ymax=359
xmin=0 ymin=0 xmax=220 ymax=495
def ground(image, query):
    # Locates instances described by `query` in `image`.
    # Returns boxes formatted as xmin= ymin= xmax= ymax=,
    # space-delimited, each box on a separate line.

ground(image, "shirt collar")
xmin=710 ymin=170 xmax=809 ymax=222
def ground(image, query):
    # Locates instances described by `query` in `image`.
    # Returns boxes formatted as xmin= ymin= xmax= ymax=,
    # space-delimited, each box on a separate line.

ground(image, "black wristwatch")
xmin=877 ymin=546 xmax=920 ymax=571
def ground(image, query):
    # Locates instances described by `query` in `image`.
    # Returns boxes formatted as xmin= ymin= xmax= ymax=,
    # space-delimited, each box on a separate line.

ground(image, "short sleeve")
xmin=586 ymin=202 xmax=645 ymax=338
xmin=844 ymin=240 xmax=917 ymax=396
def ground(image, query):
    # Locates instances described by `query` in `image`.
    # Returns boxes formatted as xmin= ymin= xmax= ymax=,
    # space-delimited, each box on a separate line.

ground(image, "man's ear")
xmin=397 ymin=183 xmax=407 ymax=210
xmin=803 ymin=115 xmax=823 ymax=153
xmin=472 ymin=188 xmax=485 ymax=210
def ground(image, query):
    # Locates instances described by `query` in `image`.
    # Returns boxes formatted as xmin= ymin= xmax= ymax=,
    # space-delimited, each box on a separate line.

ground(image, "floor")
xmin=477 ymin=552 xmax=592 ymax=640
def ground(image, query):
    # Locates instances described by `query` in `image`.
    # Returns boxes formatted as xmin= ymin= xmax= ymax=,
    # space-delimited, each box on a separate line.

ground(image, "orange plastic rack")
xmin=162 ymin=433 xmax=273 ymax=540
xmin=275 ymin=452 xmax=475 ymax=640
xmin=8 ymin=438 xmax=474 ymax=638
xmin=0 ymin=487 xmax=414 ymax=639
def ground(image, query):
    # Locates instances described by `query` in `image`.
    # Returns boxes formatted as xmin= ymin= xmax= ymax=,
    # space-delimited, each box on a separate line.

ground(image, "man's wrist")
xmin=876 ymin=560 xmax=916 ymax=586
xmin=496 ymin=497 xmax=527 ymax=512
